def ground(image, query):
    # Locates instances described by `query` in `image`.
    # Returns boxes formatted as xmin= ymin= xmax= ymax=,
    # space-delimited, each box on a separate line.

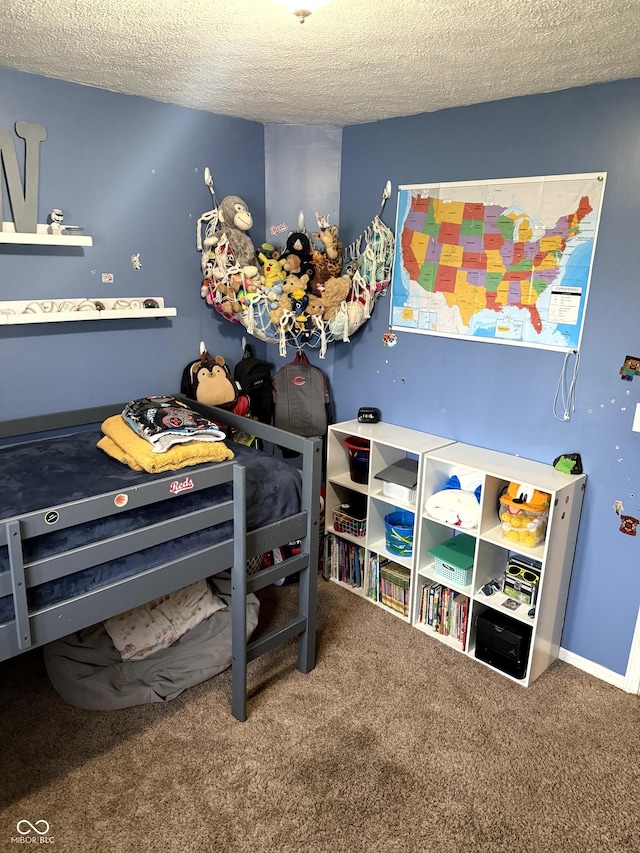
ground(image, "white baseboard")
xmin=558 ymin=648 xmax=635 ymax=693
xmin=560 ymin=607 xmax=640 ymax=694
xmin=558 ymin=647 xmax=629 ymax=691
xmin=622 ymin=606 xmax=640 ymax=694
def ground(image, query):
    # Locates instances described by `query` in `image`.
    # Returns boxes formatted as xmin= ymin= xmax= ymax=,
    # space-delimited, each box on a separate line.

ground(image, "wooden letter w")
xmin=0 ymin=121 xmax=47 ymax=234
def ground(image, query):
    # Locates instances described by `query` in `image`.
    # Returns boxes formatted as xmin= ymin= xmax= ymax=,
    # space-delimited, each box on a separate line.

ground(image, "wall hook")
xmin=376 ymin=180 xmax=392 ymax=219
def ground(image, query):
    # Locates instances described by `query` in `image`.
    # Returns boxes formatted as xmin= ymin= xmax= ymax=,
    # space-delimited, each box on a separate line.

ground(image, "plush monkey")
xmin=195 ymin=353 xmax=238 ymax=408
xmin=183 ymin=348 xmax=250 ymax=416
xmin=218 ymin=195 xmax=260 ymax=279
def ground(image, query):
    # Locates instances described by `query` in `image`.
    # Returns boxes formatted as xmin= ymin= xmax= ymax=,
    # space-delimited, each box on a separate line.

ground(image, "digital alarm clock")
xmin=357 ymin=407 xmax=380 ymax=423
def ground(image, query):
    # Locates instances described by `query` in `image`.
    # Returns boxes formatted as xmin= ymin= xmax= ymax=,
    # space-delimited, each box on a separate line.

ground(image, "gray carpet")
xmin=1 ymin=578 xmax=638 ymax=852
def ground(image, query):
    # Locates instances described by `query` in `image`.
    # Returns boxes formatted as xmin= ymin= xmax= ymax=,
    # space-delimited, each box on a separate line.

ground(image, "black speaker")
xmin=475 ymin=610 xmax=532 ymax=679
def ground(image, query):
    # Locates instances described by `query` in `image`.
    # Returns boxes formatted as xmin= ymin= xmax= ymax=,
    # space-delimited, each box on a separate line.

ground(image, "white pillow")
xmin=103 ymin=579 xmax=226 ymax=661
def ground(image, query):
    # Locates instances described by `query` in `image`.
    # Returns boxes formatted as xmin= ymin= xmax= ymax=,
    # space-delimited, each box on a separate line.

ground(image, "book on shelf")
xmin=379 ymin=558 xmax=411 ymax=616
xmin=418 ymin=580 xmax=469 ymax=649
xmin=365 ymin=553 xmax=380 ymax=601
xmin=324 ymin=533 xmax=365 ymax=588
xmin=460 ymin=594 xmax=469 ymax=650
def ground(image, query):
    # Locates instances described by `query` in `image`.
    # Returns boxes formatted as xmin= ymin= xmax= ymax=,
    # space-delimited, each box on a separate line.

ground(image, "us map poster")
xmin=389 ymin=173 xmax=606 ymax=351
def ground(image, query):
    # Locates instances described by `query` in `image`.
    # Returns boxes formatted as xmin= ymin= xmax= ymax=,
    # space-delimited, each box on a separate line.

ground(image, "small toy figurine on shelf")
xmin=47 ymin=208 xmax=64 ymax=235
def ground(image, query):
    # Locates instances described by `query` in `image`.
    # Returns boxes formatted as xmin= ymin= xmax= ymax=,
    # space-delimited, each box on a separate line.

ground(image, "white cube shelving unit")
xmin=325 ymin=420 xmax=586 ymax=686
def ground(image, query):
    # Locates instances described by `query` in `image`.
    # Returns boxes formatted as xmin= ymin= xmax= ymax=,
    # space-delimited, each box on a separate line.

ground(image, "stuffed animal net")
xmin=197 ymin=173 xmax=394 ymax=358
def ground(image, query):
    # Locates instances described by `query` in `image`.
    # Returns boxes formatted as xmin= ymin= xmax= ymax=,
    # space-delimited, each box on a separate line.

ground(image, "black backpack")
xmin=234 ymin=344 xmax=274 ymax=424
xmin=273 ymin=350 xmax=331 ymax=438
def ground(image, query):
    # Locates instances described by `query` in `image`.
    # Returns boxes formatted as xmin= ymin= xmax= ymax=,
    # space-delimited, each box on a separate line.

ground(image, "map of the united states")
xmin=390 ymin=176 xmax=605 ymax=351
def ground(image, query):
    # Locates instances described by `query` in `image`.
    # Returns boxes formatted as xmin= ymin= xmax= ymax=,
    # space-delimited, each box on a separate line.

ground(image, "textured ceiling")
xmin=1 ymin=0 xmax=639 ymax=125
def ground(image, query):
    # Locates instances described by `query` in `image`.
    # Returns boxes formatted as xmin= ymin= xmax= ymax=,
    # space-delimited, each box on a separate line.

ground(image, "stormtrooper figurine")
xmin=48 ymin=209 xmax=64 ymax=235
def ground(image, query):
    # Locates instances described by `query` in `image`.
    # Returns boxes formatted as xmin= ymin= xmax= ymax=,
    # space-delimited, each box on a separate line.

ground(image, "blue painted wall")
xmin=265 ymin=124 xmax=342 ymax=240
xmin=0 ymin=67 xmax=263 ymax=419
xmin=336 ymin=79 xmax=640 ymax=676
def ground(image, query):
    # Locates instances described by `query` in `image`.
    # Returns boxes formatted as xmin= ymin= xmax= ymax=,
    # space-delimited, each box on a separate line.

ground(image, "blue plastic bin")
xmin=384 ymin=510 xmax=415 ymax=557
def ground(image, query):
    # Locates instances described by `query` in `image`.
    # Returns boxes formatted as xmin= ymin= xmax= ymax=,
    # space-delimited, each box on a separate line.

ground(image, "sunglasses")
xmin=506 ymin=565 xmax=540 ymax=584
xmin=481 ymin=578 xmax=502 ymax=596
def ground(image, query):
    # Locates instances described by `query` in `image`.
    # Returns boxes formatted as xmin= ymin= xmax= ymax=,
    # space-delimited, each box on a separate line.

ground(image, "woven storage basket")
xmin=433 ymin=556 xmax=473 ymax=586
xmin=429 ymin=534 xmax=475 ymax=587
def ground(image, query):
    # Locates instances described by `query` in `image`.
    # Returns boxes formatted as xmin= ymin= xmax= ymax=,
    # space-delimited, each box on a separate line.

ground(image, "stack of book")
xmin=418 ymin=581 xmax=469 ymax=649
xmin=379 ymin=559 xmax=411 ymax=616
xmin=324 ymin=534 xmax=365 ymax=588
xmin=364 ymin=552 xmax=381 ymax=602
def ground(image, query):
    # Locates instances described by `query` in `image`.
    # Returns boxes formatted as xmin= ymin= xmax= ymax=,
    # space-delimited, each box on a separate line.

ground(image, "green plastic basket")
xmin=428 ymin=534 xmax=475 ymax=587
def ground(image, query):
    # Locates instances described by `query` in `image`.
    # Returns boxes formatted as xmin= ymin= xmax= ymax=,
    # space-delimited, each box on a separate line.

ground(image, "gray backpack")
xmin=273 ymin=350 xmax=331 ymax=438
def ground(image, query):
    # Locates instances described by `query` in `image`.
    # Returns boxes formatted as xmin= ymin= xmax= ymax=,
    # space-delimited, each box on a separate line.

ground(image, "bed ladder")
xmin=229 ymin=435 xmax=322 ymax=722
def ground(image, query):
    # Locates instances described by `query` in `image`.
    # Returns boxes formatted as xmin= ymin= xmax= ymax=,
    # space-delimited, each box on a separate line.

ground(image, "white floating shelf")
xmin=0 ymin=222 xmax=93 ymax=247
xmin=0 ymin=297 xmax=176 ymax=326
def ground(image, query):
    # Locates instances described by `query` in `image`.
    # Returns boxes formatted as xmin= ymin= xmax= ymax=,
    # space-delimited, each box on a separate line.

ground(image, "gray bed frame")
xmin=0 ymin=398 xmax=322 ymax=721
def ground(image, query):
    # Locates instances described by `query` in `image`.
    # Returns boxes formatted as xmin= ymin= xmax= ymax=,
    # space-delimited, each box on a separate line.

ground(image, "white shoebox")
xmin=375 ymin=458 xmax=418 ymax=504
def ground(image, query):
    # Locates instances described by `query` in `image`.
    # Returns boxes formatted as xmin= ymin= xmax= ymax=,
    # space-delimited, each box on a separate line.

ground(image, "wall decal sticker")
xmin=620 ymin=354 xmax=640 ymax=381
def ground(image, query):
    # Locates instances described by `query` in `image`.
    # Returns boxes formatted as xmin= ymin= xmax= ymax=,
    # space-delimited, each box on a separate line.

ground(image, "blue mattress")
xmin=0 ymin=430 xmax=301 ymax=623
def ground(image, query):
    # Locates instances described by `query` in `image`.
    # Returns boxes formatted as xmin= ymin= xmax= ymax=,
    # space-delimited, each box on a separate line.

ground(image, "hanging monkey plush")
xmin=218 ymin=195 xmax=260 ymax=280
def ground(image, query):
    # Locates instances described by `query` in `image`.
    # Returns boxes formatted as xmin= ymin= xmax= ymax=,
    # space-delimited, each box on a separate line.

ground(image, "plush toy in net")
xmin=196 ymin=174 xmax=395 ymax=357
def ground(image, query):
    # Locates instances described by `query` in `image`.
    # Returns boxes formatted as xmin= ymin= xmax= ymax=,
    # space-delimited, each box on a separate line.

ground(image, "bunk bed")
xmin=0 ymin=398 xmax=322 ymax=721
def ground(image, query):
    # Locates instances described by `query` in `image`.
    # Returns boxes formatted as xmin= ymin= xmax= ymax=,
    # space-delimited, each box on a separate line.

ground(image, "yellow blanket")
xmin=98 ymin=415 xmax=234 ymax=473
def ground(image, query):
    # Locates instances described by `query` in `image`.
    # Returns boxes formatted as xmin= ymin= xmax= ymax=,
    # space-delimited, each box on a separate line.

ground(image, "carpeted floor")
xmin=1 ymin=577 xmax=638 ymax=853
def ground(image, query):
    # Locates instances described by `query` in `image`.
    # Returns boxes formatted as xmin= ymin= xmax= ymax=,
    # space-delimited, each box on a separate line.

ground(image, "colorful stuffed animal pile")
xmin=198 ymin=187 xmax=395 ymax=355
xmin=201 ymin=203 xmax=354 ymax=342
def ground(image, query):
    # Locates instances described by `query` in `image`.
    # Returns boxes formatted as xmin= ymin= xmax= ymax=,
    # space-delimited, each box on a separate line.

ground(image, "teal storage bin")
xmin=428 ymin=534 xmax=475 ymax=586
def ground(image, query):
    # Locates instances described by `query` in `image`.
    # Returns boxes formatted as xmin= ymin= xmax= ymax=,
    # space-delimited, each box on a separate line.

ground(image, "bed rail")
xmin=0 ymin=404 xmax=125 ymax=442
xmin=0 ymin=459 xmax=240 ymax=653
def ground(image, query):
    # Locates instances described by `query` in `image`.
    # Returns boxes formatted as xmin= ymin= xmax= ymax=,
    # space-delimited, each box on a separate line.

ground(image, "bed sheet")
xmin=0 ymin=429 xmax=301 ymax=623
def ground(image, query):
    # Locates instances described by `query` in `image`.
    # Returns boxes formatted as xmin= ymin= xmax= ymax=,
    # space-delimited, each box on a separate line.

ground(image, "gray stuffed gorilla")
xmin=218 ymin=195 xmax=260 ymax=279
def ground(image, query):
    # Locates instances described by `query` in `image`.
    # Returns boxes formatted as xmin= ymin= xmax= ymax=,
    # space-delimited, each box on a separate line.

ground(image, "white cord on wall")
xmin=553 ymin=349 xmax=580 ymax=422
